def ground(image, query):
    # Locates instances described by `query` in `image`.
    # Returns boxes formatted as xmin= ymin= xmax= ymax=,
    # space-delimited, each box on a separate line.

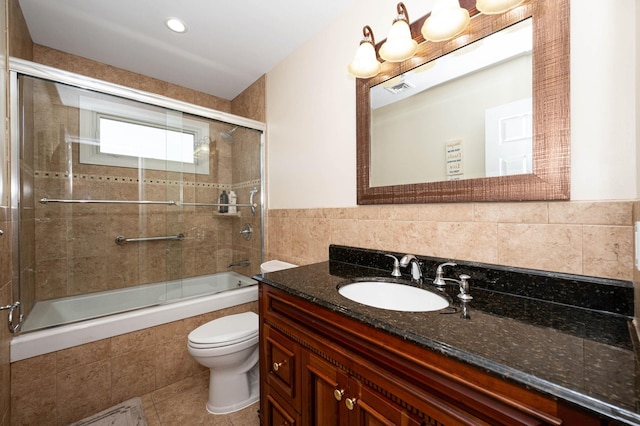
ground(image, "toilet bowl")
xmin=187 ymin=311 xmax=259 ymax=414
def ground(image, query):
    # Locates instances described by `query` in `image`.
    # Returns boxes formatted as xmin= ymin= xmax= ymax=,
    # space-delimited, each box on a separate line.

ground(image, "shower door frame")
xmin=9 ymin=57 xmax=267 ymax=329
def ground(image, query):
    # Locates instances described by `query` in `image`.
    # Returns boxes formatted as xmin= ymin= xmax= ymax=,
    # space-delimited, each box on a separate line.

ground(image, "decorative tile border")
xmin=34 ymin=171 xmax=260 ymax=191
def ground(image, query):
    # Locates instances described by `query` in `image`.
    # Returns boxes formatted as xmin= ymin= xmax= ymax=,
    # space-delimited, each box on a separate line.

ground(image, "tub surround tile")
xmin=56 ymin=359 xmax=112 ymax=425
xmin=10 ymin=374 xmax=56 ymax=426
xmin=10 ymin=301 xmax=258 ymax=425
xmin=57 ymin=340 xmax=110 ymax=372
xmin=258 ymin=247 xmax=637 ymax=423
xmin=110 ymin=328 xmax=156 ymax=358
xmin=10 ymin=352 xmax=56 ymax=385
xmin=111 ymin=347 xmax=158 ymax=404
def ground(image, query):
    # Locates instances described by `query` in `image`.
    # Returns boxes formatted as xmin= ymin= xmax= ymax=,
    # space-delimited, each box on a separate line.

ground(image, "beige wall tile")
xmin=549 ymin=201 xmax=633 ymax=226
xmin=498 ymin=224 xmax=583 ymax=274
xmin=391 ymin=220 xmax=440 ymax=257
xmin=437 ymin=222 xmax=498 ymax=264
xmin=357 ymin=220 xmax=394 ymax=252
xmin=583 ymin=226 xmax=633 ymax=280
xmin=473 ymin=202 xmax=548 ymax=224
xmin=265 ymin=201 xmax=634 ymax=280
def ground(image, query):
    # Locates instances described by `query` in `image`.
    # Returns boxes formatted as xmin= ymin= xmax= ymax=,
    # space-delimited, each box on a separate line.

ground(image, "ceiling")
xmin=18 ymin=0 xmax=353 ymax=100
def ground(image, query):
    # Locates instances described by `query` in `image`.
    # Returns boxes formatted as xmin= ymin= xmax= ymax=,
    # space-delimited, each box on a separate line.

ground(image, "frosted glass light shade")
xmin=476 ymin=0 xmax=525 ymax=14
xmin=348 ymin=41 xmax=381 ymax=78
xmin=379 ymin=20 xmax=418 ymax=62
xmin=421 ymin=0 xmax=470 ymax=42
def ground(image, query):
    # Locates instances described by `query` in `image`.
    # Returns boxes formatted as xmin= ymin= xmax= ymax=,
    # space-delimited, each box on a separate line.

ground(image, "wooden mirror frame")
xmin=356 ymin=0 xmax=569 ymax=204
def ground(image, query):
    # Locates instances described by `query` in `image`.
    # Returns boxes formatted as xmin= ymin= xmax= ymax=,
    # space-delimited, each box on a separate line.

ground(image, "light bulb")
xmin=421 ymin=0 xmax=470 ymax=42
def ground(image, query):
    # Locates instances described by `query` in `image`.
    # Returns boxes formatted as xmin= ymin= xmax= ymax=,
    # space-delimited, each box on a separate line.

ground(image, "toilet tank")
xmin=260 ymin=260 xmax=297 ymax=274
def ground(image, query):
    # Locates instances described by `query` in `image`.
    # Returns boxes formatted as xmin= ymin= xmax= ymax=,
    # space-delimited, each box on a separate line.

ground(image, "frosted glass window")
xmin=78 ymin=95 xmax=210 ymax=174
xmin=99 ymin=117 xmax=196 ymax=164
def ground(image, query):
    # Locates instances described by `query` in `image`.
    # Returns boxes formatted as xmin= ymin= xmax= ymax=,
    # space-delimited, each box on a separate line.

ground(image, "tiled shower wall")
xmin=28 ymin=75 xmax=262 ymax=301
xmin=265 ymin=201 xmax=634 ymax=282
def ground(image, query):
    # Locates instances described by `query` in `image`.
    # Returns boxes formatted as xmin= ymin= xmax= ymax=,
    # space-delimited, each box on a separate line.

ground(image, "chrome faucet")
xmin=400 ymin=254 xmax=422 ymax=282
xmin=385 ymin=254 xmax=402 ymax=277
xmin=228 ymin=259 xmax=250 ymax=268
xmin=433 ymin=262 xmax=457 ymax=286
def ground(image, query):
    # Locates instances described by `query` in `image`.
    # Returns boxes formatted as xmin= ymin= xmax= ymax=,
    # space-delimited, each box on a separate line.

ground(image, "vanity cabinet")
xmin=259 ymin=283 xmax=606 ymax=426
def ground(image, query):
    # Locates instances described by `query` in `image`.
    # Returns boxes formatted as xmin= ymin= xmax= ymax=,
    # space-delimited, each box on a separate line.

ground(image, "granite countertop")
xmin=257 ymin=255 xmax=640 ymax=425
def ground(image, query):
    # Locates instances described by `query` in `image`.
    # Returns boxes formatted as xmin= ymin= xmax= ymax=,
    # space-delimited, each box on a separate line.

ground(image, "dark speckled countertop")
xmin=257 ymin=245 xmax=640 ymax=425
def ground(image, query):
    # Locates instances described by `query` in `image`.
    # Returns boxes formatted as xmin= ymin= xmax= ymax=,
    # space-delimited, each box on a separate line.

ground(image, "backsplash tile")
xmin=266 ymin=200 xmax=634 ymax=281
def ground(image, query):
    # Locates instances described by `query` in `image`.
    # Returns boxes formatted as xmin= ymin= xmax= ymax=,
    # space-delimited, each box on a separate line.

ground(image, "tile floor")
xmin=139 ymin=373 xmax=260 ymax=425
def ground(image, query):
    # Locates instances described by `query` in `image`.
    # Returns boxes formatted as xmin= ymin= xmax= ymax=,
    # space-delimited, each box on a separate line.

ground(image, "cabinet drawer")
xmin=263 ymin=388 xmax=301 ymax=426
xmin=263 ymin=324 xmax=301 ymax=411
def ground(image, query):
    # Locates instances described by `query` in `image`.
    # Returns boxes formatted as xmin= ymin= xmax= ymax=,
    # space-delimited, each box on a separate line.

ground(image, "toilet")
xmin=187 ymin=261 xmax=297 ymax=414
xmin=187 ymin=311 xmax=260 ymax=414
xmin=260 ymin=259 xmax=297 ymax=274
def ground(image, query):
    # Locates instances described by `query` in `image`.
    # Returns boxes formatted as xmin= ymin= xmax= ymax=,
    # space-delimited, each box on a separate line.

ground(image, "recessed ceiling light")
xmin=165 ymin=18 xmax=187 ymax=33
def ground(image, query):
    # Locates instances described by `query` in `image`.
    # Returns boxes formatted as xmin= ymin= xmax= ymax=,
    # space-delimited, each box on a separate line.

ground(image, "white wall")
xmin=266 ymin=0 xmax=638 ymax=209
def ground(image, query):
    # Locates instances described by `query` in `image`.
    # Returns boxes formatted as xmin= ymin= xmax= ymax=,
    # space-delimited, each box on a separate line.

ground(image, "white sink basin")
xmin=338 ymin=281 xmax=449 ymax=312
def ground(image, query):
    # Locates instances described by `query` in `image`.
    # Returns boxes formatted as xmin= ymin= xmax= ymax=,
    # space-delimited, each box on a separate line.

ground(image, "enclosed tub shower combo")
xmin=8 ymin=59 xmax=266 ymax=415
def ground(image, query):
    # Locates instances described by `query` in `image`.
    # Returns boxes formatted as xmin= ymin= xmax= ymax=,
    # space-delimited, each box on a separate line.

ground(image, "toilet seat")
xmin=188 ymin=311 xmax=258 ymax=349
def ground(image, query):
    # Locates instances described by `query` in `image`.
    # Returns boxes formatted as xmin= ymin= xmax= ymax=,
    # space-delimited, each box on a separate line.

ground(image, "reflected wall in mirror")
xmin=371 ymin=19 xmax=532 ymax=187
xmin=356 ymin=0 xmax=569 ymax=204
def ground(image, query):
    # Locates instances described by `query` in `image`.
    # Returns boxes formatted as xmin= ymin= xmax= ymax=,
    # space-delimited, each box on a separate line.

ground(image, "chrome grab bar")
xmin=181 ymin=202 xmax=256 ymax=208
xmin=115 ymin=233 xmax=184 ymax=245
xmin=40 ymin=198 xmax=177 ymax=205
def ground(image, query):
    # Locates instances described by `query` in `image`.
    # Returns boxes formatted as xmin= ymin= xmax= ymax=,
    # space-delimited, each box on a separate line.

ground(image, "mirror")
xmin=356 ymin=0 xmax=569 ymax=204
xmin=371 ymin=19 xmax=532 ymax=186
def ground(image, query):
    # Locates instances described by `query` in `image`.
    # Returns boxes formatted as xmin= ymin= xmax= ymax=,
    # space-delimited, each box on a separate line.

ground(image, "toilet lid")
xmin=188 ymin=312 xmax=258 ymax=347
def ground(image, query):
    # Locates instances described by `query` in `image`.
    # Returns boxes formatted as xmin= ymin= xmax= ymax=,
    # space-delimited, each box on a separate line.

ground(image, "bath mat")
xmin=69 ymin=397 xmax=147 ymax=426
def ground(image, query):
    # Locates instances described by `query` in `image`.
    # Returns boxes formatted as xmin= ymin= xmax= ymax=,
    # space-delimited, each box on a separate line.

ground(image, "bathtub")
xmin=10 ymin=271 xmax=258 ymax=362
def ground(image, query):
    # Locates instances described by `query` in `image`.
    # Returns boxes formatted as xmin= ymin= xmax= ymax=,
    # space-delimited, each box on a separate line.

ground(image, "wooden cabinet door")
xmin=302 ymin=351 xmax=348 ymax=426
xmin=263 ymin=325 xmax=301 ymax=411
xmin=345 ymin=377 xmax=421 ymax=426
xmin=264 ymin=390 xmax=301 ymax=426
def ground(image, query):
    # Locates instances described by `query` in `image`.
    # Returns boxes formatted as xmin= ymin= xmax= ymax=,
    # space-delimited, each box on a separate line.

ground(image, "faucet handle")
xmin=433 ymin=262 xmax=457 ymax=286
xmin=385 ymin=254 xmax=402 ymax=277
xmin=457 ymin=274 xmax=473 ymax=301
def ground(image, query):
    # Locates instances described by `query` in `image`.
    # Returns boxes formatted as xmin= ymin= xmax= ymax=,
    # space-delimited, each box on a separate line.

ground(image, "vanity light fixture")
xmin=421 ymin=0 xmax=470 ymax=42
xmin=378 ymin=3 xmax=418 ymax=62
xmin=165 ymin=17 xmax=187 ymax=33
xmin=476 ymin=0 xmax=526 ymax=14
xmin=348 ymin=0 xmax=524 ymax=79
xmin=348 ymin=25 xmax=382 ymax=78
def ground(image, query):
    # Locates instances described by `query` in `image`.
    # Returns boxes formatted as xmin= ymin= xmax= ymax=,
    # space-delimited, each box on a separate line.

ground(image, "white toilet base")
xmin=205 ymin=365 xmax=259 ymax=414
